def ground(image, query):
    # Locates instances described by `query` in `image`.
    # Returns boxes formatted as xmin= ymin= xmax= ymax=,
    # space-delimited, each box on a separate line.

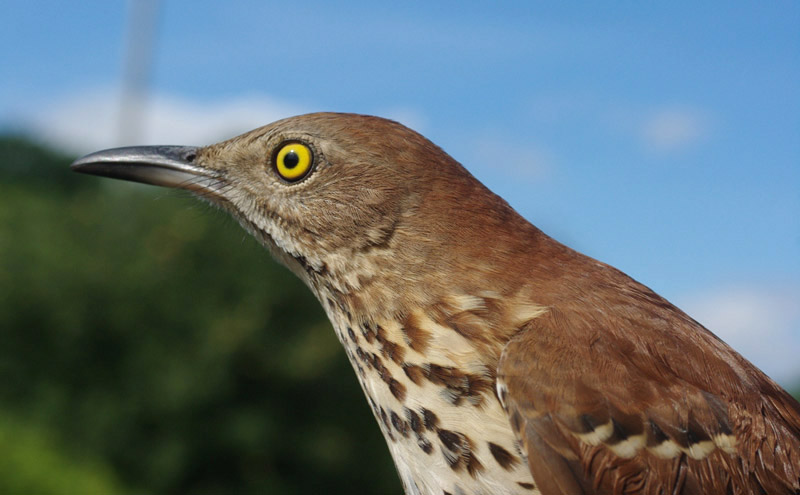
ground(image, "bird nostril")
xmin=185 ymin=151 xmax=197 ymax=162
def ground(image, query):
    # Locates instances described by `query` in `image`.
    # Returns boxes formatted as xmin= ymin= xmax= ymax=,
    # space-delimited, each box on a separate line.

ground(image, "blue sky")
xmin=2 ymin=1 xmax=799 ymax=384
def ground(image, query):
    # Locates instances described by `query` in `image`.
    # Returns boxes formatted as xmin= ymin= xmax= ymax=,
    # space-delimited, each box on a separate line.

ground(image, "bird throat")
xmin=314 ymin=283 xmax=542 ymax=495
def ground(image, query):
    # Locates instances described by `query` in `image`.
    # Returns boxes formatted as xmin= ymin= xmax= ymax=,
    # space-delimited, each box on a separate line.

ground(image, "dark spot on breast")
xmin=405 ymin=408 xmax=423 ymax=434
xmin=371 ymin=353 xmax=388 ymax=379
xmin=365 ymin=351 xmax=407 ymax=402
xmin=464 ymin=372 xmax=493 ymax=404
xmin=379 ymin=338 xmax=406 ymax=365
xmin=422 ymin=408 xmax=439 ymax=430
xmin=347 ymin=326 xmax=357 ymax=343
xmin=466 ymin=453 xmax=484 ymax=477
xmin=391 ymin=410 xmax=409 ymax=437
xmin=401 ymin=313 xmax=431 ymax=352
xmin=488 ymin=442 xmax=519 ymax=470
xmin=427 ymin=364 xmax=462 ymax=388
xmin=439 ymin=387 xmax=461 ymax=405
xmin=403 ymin=407 xmax=433 ymax=455
xmin=403 ymin=364 xmax=425 ymax=385
xmin=441 ymin=446 xmax=460 ymax=468
xmin=367 ymin=394 xmax=379 ymax=413
xmin=361 ymin=322 xmax=375 ymax=343
xmin=356 ymin=347 xmax=369 ymax=365
xmin=379 ymin=407 xmax=395 ymax=442
xmin=438 ymin=429 xmax=463 ymax=452
xmin=379 ymin=407 xmax=391 ymax=430
xmin=517 ymin=482 xmax=535 ymax=490
xmin=436 ymin=429 xmax=482 ymax=477
xmin=422 ymin=363 xmax=493 ymax=406
xmin=418 ymin=436 xmax=433 ymax=454
xmin=389 ymin=378 xmax=406 ymax=401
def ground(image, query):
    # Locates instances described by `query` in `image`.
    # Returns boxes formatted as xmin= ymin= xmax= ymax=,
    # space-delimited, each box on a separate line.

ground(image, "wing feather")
xmin=497 ymin=304 xmax=800 ymax=495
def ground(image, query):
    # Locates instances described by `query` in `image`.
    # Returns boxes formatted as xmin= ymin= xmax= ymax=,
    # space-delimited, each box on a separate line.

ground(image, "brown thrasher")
xmin=72 ymin=113 xmax=800 ymax=495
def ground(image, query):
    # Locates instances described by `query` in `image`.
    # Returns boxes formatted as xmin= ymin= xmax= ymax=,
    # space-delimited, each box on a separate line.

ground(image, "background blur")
xmin=1 ymin=1 xmax=798 ymax=493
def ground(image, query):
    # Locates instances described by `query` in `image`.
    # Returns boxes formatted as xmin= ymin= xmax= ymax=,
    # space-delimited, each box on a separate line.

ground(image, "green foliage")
xmin=0 ymin=413 xmax=124 ymax=495
xmin=0 ymin=136 xmax=400 ymax=494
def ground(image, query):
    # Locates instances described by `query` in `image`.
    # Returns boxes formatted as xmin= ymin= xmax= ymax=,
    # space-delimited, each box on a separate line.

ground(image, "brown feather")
xmin=498 ymin=294 xmax=800 ymax=494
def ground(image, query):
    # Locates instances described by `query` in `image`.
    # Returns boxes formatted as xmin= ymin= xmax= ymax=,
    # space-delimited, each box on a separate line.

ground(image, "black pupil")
xmin=284 ymin=150 xmax=299 ymax=169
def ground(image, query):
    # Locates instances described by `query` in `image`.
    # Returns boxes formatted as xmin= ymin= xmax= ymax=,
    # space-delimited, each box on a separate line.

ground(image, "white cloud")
xmin=525 ymin=94 xmax=712 ymax=154
xmin=18 ymin=87 xmax=306 ymax=154
xmin=641 ymin=106 xmax=709 ymax=152
xmin=677 ymin=284 xmax=800 ymax=387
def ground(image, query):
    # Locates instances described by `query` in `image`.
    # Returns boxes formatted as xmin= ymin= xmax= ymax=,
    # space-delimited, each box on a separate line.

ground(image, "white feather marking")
xmin=713 ymin=433 xmax=737 ymax=454
xmin=648 ymin=440 xmax=682 ymax=459
xmin=575 ymin=420 xmax=613 ymax=446
xmin=446 ymin=293 xmax=486 ymax=313
xmin=685 ymin=440 xmax=716 ymax=460
xmin=508 ymin=302 xmax=548 ymax=327
xmin=608 ymin=433 xmax=646 ymax=458
xmin=496 ymin=381 xmax=508 ymax=409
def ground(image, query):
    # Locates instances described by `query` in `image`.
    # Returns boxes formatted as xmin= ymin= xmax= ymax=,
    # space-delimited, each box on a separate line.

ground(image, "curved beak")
xmin=70 ymin=146 xmax=222 ymax=194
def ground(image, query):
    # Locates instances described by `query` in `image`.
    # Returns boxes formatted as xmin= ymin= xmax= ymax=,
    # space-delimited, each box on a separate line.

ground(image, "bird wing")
xmin=496 ymin=302 xmax=800 ymax=495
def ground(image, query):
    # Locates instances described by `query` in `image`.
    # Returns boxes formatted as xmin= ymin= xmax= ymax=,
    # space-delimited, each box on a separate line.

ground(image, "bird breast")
xmin=317 ymin=288 xmax=545 ymax=495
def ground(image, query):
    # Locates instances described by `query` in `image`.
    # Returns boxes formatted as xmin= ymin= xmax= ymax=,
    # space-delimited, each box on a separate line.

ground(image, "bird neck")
xmin=278 ymin=190 xmax=557 ymax=493
xmin=309 ymin=260 xmax=545 ymax=494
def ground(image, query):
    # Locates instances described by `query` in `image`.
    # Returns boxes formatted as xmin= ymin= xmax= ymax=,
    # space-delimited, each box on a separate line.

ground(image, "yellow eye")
xmin=275 ymin=142 xmax=313 ymax=182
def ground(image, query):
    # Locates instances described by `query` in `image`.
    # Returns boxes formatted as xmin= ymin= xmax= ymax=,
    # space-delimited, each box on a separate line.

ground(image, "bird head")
xmin=72 ymin=113 xmax=540 ymax=317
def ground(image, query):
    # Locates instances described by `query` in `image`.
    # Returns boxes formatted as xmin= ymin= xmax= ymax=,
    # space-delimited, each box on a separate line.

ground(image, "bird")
xmin=71 ymin=113 xmax=800 ymax=495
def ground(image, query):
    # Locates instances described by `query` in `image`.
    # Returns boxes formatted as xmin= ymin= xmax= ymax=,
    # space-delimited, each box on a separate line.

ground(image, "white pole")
xmin=118 ymin=0 xmax=161 ymax=145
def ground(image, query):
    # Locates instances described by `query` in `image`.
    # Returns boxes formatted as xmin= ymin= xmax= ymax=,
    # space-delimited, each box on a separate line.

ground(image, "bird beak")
xmin=70 ymin=145 xmax=222 ymax=195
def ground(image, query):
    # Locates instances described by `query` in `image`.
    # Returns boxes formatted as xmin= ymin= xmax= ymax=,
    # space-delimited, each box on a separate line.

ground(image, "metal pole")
xmin=118 ymin=0 xmax=161 ymax=145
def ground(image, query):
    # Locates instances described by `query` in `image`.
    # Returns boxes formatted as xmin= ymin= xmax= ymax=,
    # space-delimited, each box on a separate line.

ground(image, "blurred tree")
xmin=0 ymin=136 xmax=400 ymax=494
xmin=0 ymin=412 xmax=124 ymax=495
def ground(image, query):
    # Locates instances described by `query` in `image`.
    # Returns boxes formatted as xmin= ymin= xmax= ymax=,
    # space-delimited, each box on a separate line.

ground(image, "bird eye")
xmin=274 ymin=142 xmax=314 ymax=182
